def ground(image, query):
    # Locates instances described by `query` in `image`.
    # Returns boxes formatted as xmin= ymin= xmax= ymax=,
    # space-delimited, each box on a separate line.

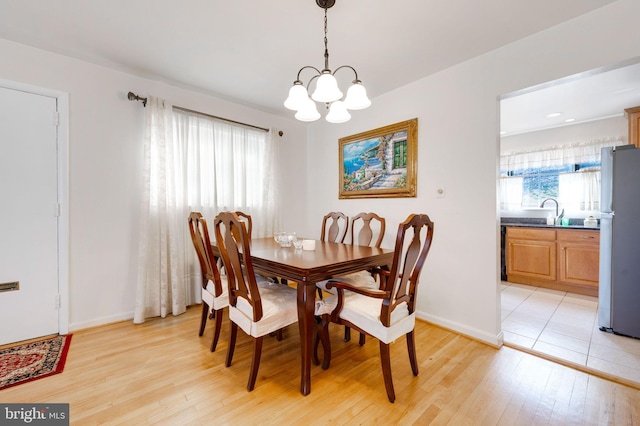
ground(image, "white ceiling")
xmin=500 ymin=60 xmax=640 ymax=135
xmin=1 ymin=0 xmax=632 ymax=131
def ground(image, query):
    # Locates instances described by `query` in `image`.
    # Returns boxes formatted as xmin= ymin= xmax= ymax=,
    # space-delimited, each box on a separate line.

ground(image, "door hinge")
xmin=55 ymin=294 xmax=61 ymax=309
xmin=53 ymin=111 xmax=60 ymax=126
xmin=55 ymin=203 xmax=61 ymax=217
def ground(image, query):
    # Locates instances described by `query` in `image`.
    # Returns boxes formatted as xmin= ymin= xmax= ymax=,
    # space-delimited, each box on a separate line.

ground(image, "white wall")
xmin=305 ymin=0 xmax=640 ymax=345
xmin=0 ymin=38 xmax=308 ymax=330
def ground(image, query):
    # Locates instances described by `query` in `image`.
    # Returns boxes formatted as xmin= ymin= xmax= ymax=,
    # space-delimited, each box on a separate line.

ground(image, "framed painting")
xmin=339 ymin=118 xmax=417 ymax=199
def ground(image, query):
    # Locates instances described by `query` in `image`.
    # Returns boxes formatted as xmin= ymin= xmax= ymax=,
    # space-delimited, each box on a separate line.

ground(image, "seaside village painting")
xmin=342 ymin=130 xmax=408 ymax=193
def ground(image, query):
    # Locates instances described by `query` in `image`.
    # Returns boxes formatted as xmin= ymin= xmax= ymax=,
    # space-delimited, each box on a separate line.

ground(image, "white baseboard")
xmin=416 ymin=310 xmax=504 ymax=348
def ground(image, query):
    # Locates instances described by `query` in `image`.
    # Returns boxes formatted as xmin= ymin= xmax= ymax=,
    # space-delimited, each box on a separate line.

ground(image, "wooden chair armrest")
xmin=326 ymin=280 xmax=390 ymax=299
xmin=324 ymin=279 xmax=390 ymax=322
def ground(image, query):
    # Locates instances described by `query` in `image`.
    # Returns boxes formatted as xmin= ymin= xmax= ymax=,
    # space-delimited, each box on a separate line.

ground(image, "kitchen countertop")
xmin=501 ymin=217 xmax=600 ymax=230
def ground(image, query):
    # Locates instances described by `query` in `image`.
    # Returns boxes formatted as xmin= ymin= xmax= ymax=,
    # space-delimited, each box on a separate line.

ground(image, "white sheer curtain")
xmin=173 ymin=110 xmax=279 ymax=237
xmin=500 ymin=176 xmax=523 ymax=211
xmin=135 ymin=104 xmax=280 ymax=322
xmin=134 ymin=96 xmax=186 ymax=323
xmin=559 ymin=171 xmax=600 ymax=212
xmin=174 ymin=111 xmax=280 ymax=305
xmin=500 ymin=137 xmax=625 ymax=171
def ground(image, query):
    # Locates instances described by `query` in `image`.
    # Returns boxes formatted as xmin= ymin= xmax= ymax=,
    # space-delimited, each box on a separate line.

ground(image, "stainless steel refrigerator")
xmin=598 ymin=144 xmax=640 ymax=339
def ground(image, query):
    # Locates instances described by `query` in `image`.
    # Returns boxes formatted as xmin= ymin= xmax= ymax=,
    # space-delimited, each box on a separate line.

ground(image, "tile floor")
xmin=501 ymin=281 xmax=640 ymax=387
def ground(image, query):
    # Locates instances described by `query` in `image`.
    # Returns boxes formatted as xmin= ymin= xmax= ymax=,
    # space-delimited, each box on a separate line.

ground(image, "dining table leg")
xmin=297 ymin=282 xmax=316 ymax=396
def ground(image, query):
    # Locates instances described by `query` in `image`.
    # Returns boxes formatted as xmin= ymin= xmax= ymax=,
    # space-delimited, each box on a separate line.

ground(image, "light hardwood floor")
xmin=2 ymin=306 xmax=640 ymax=425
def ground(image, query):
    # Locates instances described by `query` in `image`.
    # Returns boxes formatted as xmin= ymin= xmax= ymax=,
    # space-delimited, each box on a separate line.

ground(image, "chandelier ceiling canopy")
xmin=284 ymin=0 xmax=371 ymax=124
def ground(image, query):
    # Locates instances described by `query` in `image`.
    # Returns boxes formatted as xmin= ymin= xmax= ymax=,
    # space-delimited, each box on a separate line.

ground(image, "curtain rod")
xmin=127 ymin=91 xmax=271 ymax=133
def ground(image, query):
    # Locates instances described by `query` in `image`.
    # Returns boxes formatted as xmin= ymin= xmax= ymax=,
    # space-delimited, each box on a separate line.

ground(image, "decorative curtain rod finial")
xmin=316 ymin=0 xmax=335 ymax=8
xmin=128 ymin=91 xmax=148 ymax=107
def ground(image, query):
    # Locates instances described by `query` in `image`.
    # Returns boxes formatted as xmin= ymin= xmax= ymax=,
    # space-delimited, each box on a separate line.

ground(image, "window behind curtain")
xmin=173 ymin=109 xmax=277 ymax=238
xmin=500 ymin=138 xmax=625 ymax=213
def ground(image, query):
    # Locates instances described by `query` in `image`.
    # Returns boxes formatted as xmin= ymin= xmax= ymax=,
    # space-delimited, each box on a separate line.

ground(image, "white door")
xmin=0 ymin=86 xmax=59 ymax=345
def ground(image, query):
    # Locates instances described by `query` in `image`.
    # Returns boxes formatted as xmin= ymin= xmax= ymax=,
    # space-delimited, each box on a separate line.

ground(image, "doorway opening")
xmin=497 ymin=58 xmax=640 ymax=386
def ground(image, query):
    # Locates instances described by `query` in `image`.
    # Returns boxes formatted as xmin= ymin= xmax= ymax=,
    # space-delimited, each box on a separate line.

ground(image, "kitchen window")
xmin=500 ymin=138 xmax=624 ymax=213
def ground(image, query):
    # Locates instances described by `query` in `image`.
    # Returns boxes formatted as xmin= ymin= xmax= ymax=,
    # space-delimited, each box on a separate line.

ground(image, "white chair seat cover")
xmin=230 ymin=282 xmax=298 ymax=338
xmin=317 ymin=292 xmax=414 ymax=344
xmin=202 ymin=270 xmax=271 ymax=312
xmin=202 ymin=275 xmax=229 ymax=311
xmin=315 ymin=270 xmax=378 ymax=294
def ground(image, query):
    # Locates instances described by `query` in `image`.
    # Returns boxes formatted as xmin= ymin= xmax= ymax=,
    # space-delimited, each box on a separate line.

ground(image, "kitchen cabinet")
xmin=557 ymin=229 xmax=600 ymax=289
xmin=625 ymin=106 xmax=640 ymax=148
xmin=506 ymin=227 xmax=556 ymax=282
xmin=506 ymin=226 xmax=600 ymax=296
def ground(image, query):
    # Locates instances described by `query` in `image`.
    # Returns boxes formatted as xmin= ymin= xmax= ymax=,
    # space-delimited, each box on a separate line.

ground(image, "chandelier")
xmin=284 ymin=0 xmax=371 ymax=123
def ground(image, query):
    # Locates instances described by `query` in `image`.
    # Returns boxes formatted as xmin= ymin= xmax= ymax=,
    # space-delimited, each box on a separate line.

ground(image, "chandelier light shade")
xmin=284 ymin=0 xmax=371 ymax=123
xmin=284 ymin=83 xmax=308 ymax=111
xmin=295 ymin=97 xmax=321 ymax=122
xmin=343 ymin=81 xmax=371 ymax=110
xmin=326 ymin=100 xmax=351 ymax=123
xmin=312 ymin=71 xmax=342 ymax=103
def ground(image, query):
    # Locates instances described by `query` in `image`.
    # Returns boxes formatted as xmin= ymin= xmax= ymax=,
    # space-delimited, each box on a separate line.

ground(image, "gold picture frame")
xmin=339 ymin=118 xmax=417 ymax=199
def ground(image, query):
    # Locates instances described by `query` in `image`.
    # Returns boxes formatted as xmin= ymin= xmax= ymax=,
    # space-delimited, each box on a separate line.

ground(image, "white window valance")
xmin=500 ymin=137 xmax=626 ymax=172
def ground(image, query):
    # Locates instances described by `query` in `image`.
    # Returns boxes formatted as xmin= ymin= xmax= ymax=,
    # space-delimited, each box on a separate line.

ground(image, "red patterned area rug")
xmin=0 ymin=334 xmax=72 ymax=390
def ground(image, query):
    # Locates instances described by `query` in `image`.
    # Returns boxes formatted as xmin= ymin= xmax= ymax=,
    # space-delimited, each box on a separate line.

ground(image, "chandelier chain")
xmin=323 ymin=6 xmax=329 ymax=70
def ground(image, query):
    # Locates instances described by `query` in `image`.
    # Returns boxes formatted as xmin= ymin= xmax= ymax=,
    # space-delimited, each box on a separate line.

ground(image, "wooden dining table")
xmin=216 ymin=237 xmax=394 ymax=396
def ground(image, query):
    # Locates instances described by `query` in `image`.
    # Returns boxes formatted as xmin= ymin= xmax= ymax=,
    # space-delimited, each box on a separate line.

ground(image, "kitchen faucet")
xmin=540 ymin=198 xmax=564 ymax=223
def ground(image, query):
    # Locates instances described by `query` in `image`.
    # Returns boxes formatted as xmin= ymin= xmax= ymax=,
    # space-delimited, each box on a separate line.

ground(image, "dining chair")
xmin=316 ymin=211 xmax=348 ymax=299
xmin=316 ymin=212 xmax=386 ymax=343
xmin=320 ymin=211 xmax=348 ymax=243
xmin=213 ymin=211 xmax=298 ymax=391
xmin=315 ymin=213 xmax=434 ymax=402
xmin=188 ymin=212 xmax=228 ymax=352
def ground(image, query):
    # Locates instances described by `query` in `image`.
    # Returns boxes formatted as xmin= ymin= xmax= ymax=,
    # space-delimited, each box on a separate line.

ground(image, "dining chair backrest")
xmin=379 ymin=213 xmax=434 ymax=326
xmin=349 ymin=212 xmax=386 ymax=248
xmin=213 ymin=211 xmax=264 ymax=322
xmin=188 ymin=212 xmax=225 ymax=297
xmin=234 ymin=211 xmax=252 ymax=239
xmin=320 ymin=212 xmax=348 ymax=243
